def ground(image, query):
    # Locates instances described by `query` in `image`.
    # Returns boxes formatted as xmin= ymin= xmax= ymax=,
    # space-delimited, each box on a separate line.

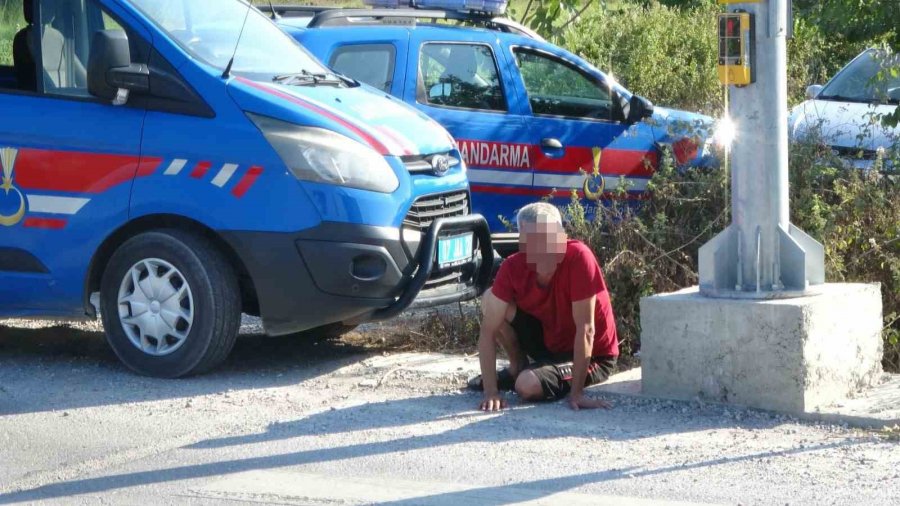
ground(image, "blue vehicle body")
xmin=281 ymin=9 xmax=719 ymax=234
xmin=0 ymin=0 xmax=490 ymax=377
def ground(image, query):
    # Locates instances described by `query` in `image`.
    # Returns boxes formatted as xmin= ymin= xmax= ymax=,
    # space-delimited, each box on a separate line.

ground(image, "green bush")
xmin=564 ymin=140 xmax=900 ymax=372
xmin=562 ymin=1 xmax=723 ymax=115
xmin=0 ymin=1 xmax=23 ymax=67
xmin=560 ymin=1 xmax=887 ymax=115
xmin=564 ymin=148 xmax=729 ymax=360
xmin=788 ymin=137 xmax=900 ymax=371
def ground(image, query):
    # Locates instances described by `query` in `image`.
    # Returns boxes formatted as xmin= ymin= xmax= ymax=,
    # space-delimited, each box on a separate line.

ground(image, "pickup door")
xmin=502 ymin=43 xmax=659 ymax=205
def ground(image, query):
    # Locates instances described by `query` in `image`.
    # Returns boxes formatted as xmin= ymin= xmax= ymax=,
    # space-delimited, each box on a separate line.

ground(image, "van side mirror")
xmin=88 ymin=30 xmax=149 ymax=105
xmin=806 ymin=84 xmax=823 ymax=99
xmin=626 ymin=94 xmax=654 ymax=125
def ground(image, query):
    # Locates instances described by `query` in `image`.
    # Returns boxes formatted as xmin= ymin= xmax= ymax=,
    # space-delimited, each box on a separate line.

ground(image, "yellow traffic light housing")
xmin=718 ymin=12 xmax=755 ymax=86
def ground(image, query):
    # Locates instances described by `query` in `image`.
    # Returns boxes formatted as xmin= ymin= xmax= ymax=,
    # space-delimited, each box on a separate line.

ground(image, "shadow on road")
xmin=0 ymin=319 xmax=373 ymax=416
xmin=0 ymin=391 xmax=867 ymax=504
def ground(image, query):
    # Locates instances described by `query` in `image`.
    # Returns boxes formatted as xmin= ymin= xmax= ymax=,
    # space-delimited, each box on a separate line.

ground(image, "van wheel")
xmin=100 ymin=230 xmax=240 ymax=378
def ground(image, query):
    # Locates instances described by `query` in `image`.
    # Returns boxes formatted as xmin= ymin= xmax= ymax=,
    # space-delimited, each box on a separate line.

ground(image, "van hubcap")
xmin=118 ymin=259 xmax=194 ymax=356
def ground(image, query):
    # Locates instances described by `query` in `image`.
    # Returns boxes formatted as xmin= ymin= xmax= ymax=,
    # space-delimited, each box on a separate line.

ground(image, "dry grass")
xmin=341 ymin=304 xmax=482 ymax=354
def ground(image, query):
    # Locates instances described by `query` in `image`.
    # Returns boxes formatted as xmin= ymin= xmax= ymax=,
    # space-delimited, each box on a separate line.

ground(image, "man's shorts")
xmin=511 ymin=309 xmax=617 ymax=401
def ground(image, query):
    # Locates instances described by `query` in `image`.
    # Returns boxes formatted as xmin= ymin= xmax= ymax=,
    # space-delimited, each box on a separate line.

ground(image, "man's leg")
xmin=485 ymin=303 xmax=548 ymax=380
xmin=492 ymin=305 xmax=528 ymax=378
xmin=516 ymin=357 xmax=618 ymax=403
xmin=477 ymin=290 xmax=523 ymax=396
xmin=514 ymin=370 xmax=545 ymax=401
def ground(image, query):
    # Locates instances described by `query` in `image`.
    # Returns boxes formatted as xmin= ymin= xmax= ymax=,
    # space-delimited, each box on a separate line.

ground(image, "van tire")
xmin=100 ymin=230 xmax=240 ymax=378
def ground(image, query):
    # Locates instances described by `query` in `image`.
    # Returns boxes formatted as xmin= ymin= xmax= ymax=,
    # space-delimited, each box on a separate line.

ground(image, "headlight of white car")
xmin=249 ymin=113 xmax=400 ymax=194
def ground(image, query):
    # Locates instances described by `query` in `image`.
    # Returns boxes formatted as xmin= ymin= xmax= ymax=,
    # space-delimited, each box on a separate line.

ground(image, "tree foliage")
xmin=794 ymin=0 xmax=899 ymax=48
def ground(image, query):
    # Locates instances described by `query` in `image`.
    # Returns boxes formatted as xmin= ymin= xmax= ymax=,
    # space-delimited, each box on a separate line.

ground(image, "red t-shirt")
xmin=491 ymin=240 xmax=619 ymax=357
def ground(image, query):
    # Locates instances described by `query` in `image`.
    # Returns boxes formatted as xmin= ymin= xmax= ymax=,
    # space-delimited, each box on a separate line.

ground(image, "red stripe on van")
xmin=236 ymin=77 xmax=391 ymax=156
xmin=231 ymin=166 xmax=263 ymax=198
xmin=23 ymin=217 xmax=67 ymax=229
xmin=136 ymin=157 xmax=164 ymax=177
xmin=14 ymin=149 xmax=142 ymax=193
xmin=190 ymin=161 xmax=212 ymax=179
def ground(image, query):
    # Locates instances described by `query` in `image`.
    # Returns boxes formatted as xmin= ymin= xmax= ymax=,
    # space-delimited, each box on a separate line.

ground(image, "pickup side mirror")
xmin=806 ymin=84 xmax=823 ymax=99
xmin=626 ymin=94 xmax=654 ymax=125
xmin=88 ymin=30 xmax=149 ymax=104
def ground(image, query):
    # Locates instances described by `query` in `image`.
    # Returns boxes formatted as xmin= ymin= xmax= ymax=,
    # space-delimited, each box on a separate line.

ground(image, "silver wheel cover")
xmin=117 ymin=258 xmax=195 ymax=356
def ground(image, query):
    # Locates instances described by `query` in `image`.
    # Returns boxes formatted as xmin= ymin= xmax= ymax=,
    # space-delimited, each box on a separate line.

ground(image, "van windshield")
xmin=128 ymin=0 xmax=328 ymax=81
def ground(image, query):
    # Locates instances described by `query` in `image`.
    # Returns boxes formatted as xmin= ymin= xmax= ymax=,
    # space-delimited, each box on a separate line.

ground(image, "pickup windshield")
xmin=128 ymin=0 xmax=328 ymax=81
xmin=819 ymin=50 xmax=900 ymax=105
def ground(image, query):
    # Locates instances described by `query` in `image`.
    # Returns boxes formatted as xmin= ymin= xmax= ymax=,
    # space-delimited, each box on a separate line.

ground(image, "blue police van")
xmin=273 ymin=3 xmax=719 ymax=237
xmin=0 ymin=0 xmax=491 ymax=377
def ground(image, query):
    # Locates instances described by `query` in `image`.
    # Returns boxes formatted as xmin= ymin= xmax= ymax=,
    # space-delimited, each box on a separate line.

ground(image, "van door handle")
xmin=541 ymin=138 xmax=564 ymax=149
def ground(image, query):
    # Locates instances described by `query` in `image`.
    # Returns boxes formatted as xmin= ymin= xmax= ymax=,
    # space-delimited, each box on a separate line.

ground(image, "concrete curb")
xmin=594 ymin=367 xmax=900 ymax=430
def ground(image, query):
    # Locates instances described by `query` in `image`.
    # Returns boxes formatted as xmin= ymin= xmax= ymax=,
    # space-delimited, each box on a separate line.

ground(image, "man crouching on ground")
xmin=470 ymin=202 xmax=619 ymax=411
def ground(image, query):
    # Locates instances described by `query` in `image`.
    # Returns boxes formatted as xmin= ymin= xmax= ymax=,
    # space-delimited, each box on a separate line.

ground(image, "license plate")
xmin=437 ymin=233 xmax=474 ymax=267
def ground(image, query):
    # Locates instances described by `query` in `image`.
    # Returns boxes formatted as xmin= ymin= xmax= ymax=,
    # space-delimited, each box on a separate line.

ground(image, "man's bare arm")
xmin=568 ymin=296 xmax=610 ymax=410
xmin=478 ymin=289 xmax=510 ymax=411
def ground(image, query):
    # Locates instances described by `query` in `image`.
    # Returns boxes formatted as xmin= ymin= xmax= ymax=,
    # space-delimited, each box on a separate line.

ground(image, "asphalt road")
xmin=1 ymin=318 xmax=898 ymax=505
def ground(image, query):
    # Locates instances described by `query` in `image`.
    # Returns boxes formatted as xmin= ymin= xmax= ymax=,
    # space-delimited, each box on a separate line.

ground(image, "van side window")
xmin=37 ymin=0 xmax=142 ymax=97
xmin=514 ymin=48 xmax=621 ymax=122
xmin=419 ymin=43 xmax=506 ymax=112
xmin=330 ymin=44 xmax=396 ymax=93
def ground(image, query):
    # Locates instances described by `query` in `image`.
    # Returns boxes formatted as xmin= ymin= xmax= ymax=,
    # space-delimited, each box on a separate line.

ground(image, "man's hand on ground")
xmin=567 ymin=393 xmax=612 ymax=411
xmin=480 ymin=393 xmax=508 ymax=412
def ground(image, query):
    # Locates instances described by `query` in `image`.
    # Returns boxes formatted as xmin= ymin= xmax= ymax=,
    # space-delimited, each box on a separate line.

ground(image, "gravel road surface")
xmin=1 ymin=317 xmax=898 ymax=505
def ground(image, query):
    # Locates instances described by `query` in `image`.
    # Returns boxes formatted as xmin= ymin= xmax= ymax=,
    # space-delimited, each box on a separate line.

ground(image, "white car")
xmin=789 ymin=49 xmax=899 ymax=170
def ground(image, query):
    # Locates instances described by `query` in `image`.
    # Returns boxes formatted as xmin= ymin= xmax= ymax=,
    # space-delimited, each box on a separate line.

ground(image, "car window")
xmin=330 ymin=44 xmax=395 ymax=93
xmin=38 ymin=0 xmax=134 ymax=97
xmin=514 ymin=48 xmax=619 ymax=121
xmin=820 ymin=50 xmax=900 ymax=104
xmin=419 ymin=43 xmax=506 ymax=112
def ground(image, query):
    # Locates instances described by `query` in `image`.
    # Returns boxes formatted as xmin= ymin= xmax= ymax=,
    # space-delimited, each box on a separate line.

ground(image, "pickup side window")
xmin=419 ymin=43 xmax=506 ymax=112
xmin=329 ymin=44 xmax=395 ymax=93
xmin=513 ymin=48 xmax=621 ymax=122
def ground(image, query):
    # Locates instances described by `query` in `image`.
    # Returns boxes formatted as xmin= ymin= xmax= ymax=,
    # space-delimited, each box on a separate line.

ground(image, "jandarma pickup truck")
xmin=275 ymin=4 xmax=720 ymax=235
xmin=0 ymin=0 xmax=491 ymax=378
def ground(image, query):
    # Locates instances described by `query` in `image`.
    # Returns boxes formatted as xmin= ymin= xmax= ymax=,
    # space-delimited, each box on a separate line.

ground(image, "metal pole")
xmin=698 ymin=0 xmax=824 ymax=299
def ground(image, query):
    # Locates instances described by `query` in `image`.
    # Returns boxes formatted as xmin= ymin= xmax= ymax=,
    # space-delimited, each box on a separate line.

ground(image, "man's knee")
xmin=515 ymin=370 xmax=544 ymax=401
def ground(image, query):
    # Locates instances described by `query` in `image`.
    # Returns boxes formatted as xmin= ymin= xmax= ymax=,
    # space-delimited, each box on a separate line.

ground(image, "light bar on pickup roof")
xmin=363 ymin=0 xmax=508 ymax=15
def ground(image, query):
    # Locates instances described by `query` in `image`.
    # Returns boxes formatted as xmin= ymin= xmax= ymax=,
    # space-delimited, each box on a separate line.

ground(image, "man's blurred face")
xmin=520 ymin=216 xmax=567 ymax=275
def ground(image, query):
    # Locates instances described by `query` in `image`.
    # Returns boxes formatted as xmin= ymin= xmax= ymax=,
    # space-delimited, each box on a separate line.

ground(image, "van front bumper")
xmin=221 ymin=216 xmax=492 ymax=336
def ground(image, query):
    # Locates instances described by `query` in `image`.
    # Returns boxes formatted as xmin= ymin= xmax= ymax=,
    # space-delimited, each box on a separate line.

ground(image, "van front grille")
xmin=402 ymin=190 xmax=470 ymax=231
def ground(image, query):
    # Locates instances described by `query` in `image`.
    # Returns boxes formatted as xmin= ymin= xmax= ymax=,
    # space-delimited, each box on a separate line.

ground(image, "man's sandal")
xmin=467 ymin=368 xmax=516 ymax=391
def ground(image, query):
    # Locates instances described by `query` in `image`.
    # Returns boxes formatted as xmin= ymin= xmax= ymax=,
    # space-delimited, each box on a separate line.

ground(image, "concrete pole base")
xmin=639 ymin=283 xmax=883 ymax=413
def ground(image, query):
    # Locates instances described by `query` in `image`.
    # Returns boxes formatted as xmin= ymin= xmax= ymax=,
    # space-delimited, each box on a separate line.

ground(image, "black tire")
xmin=100 ymin=229 xmax=240 ymax=378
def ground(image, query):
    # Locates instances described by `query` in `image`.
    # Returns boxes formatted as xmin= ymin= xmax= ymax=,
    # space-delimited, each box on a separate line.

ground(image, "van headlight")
xmin=249 ymin=114 xmax=399 ymax=193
